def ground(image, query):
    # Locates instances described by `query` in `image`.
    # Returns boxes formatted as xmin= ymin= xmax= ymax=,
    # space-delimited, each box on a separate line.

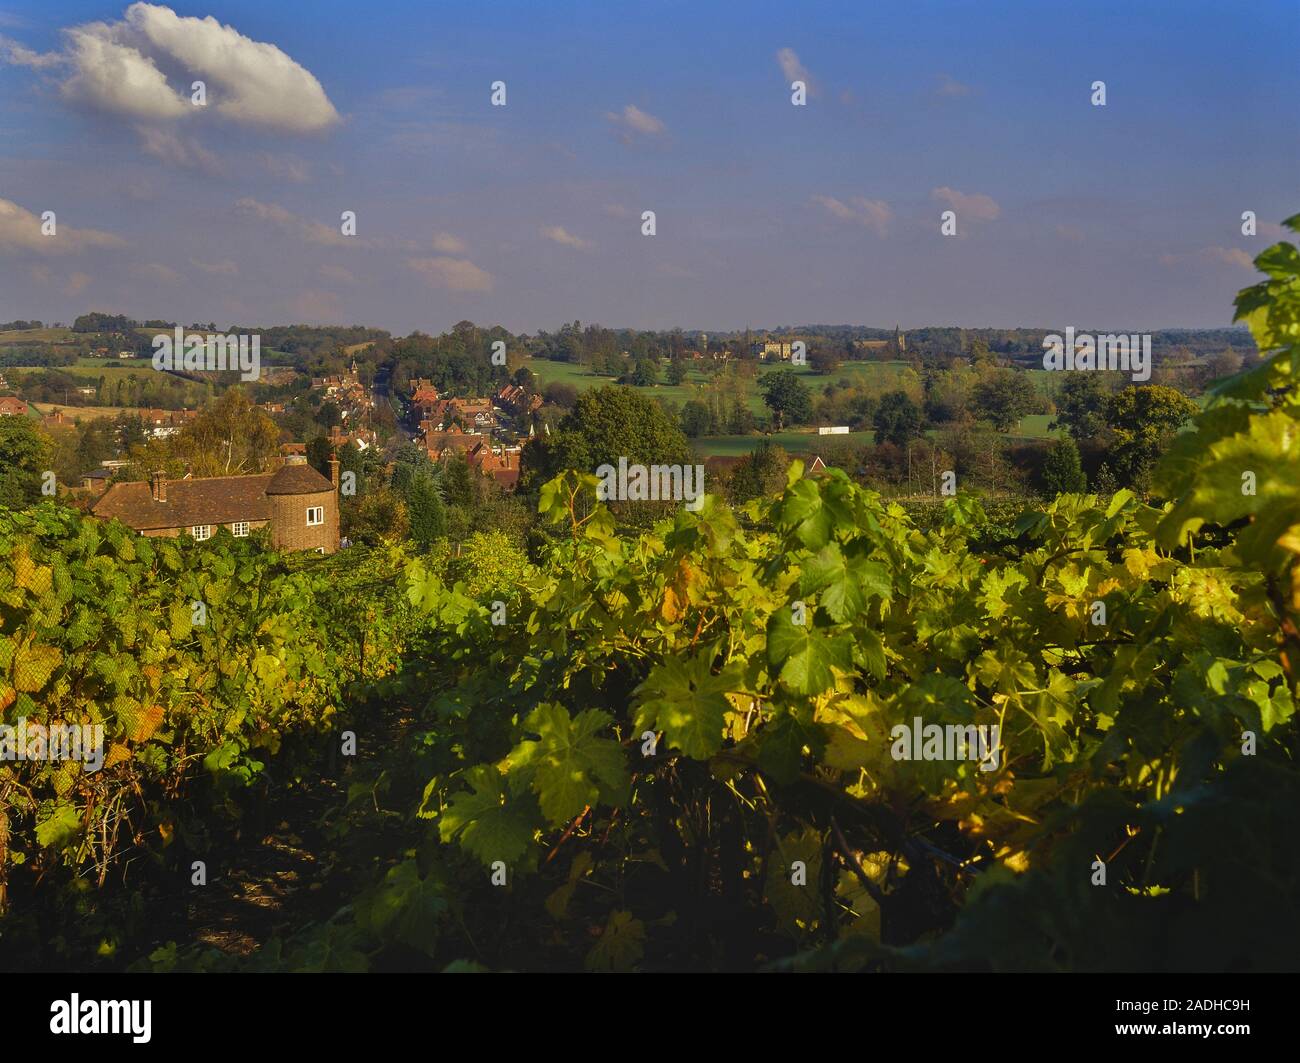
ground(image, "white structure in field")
xmin=818 ymin=426 xmax=850 ymax=435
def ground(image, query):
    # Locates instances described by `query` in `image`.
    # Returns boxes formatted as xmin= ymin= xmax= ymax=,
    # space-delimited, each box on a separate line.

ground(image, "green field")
xmin=526 ymin=356 xmax=915 ymax=416
xmin=0 ymin=327 xmax=79 ymax=344
xmin=528 ymin=357 xmax=1061 ymax=443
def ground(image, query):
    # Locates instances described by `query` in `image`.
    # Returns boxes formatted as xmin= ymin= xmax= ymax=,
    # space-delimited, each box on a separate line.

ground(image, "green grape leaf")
xmin=767 ymin=609 xmax=851 ymax=695
xmin=508 ymin=703 xmax=628 ymax=826
xmin=438 ymin=765 xmax=536 ymax=866
xmin=633 ymin=655 xmax=742 ymax=759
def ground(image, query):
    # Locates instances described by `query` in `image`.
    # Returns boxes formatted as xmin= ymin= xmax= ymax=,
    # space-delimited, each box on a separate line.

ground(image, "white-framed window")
xmin=306 ymin=506 xmax=324 ymax=526
xmin=190 ymin=525 xmax=210 ymax=541
xmin=231 ymin=521 xmax=249 ymax=537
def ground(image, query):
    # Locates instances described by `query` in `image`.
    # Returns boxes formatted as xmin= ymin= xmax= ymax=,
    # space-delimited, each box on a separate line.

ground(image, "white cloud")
xmin=540 ymin=224 xmax=592 ymax=250
xmin=0 ymin=197 xmax=124 ymax=253
xmin=133 ymin=261 xmax=180 ymax=284
xmin=3 ymin=3 xmax=339 ymax=135
xmin=431 ymin=232 xmax=466 ymax=254
xmin=408 ymin=256 xmax=493 ymax=293
xmin=60 ymin=21 xmax=188 ymax=119
xmin=811 ymin=194 xmax=892 ymax=235
xmin=933 ymin=73 xmax=972 ymax=98
xmin=1161 ymin=246 xmax=1255 ymax=270
xmin=931 ymin=187 xmax=1001 ymax=221
xmin=605 ymin=103 xmax=665 ymax=142
xmin=137 ymin=126 xmax=220 ymax=171
xmin=776 ymin=48 xmax=817 ymax=95
xmin=0 ymin=34 xmax=65 ymax=69
xmin=234 ymin=197 xmax=352 ymax=246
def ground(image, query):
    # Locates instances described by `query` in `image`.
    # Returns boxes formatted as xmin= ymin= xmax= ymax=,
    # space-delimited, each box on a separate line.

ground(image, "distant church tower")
xmin=894 ymin=325 xmax=905 ymax=354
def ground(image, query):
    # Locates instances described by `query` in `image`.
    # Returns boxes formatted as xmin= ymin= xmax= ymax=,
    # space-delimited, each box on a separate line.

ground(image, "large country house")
xmin=90 ymin=456 xmax=341 ymax=554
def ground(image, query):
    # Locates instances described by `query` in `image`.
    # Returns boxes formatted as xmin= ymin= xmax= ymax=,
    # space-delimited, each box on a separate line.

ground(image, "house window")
xmin=315 ymin=547 xmax=326 ymax=555
xmin=191 ymin=525 xmax=210 ymax=541
xmin=306 ymin=506 xmax=324 ymax=526
xmin=231 ymin=521 xmax=249 ymax=537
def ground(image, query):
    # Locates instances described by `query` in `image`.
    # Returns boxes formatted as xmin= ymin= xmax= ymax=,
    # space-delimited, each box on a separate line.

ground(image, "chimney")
xmin=329 ymin=454 xmax=340 ymax=490
xmin=150 ymin=470 xmax=167 ymax=502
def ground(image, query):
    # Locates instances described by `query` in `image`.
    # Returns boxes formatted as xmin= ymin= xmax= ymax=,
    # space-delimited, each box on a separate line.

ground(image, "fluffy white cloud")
xmin=606 ymin=104 xmax=665 ymax=142
xmin=811 ymin=195 xmax=892 ymax=235
xmin=931 ymin=187 xmax=1001 ymax=221
xmin=125 ymin=4 xmax=338 ymax=132
xmin=61 ymin=22 xmax=188 ymax=119
xmin=0 ymin=197 xmax=124 ymax=253
xmin=540 ymin=225 xmax=592 ymax=250
xmin=3 ymin=4 xmax=339 ymax=135
xmin=408 ymin=256 xmax=494 ymax=293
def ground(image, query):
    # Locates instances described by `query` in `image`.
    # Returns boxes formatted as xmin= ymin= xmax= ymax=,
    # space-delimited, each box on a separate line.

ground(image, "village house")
xmin=466 ymin=440 xmax=521 ymax=490
xmin=422 ymin=397 xmax=496 ymax=432
xmin=326 ymin=423 xmax=375 ymax=452
xmin=90 ymin=456 xmax=341 ymax=554
xmin=311 ymin=360 xmax=362 ymax=396
xmin=80 ymin=468 xmax=114 ymax=495
xmin=0 ymin=397 xmax=30 ymax=417
xmin=410 ymin=379 xmax=442 ymax=419
xmin=494 ymin=383 xmax=543 ymax=417
xmin=136 ymin=408 xmax=197 ymax=439
xmin=753 ymin=341 xmax=795 ymax=361
xmin=424 ymin=427 xmax=488 ymax=462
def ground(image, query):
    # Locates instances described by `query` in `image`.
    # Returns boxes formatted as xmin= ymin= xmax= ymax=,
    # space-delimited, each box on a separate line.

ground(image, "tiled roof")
xmin=92 ymin=475 xmax=276 ymax=530
xmin=266 ymin=462 xmax=334 ymax=495
xmin=91 ymin=465 xmax=333 ymax=530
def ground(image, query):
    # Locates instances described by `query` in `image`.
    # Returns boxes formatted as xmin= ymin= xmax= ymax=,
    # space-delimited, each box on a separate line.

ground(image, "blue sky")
xmin=1 ymin=1 xmax=1297 ymax=334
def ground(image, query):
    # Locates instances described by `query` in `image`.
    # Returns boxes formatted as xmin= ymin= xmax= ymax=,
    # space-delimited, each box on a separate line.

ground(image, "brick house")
xmin=0 ymin=397 xmax=29 ymax=417
xmin=90 ymin=456 xmax=341 ymax=554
